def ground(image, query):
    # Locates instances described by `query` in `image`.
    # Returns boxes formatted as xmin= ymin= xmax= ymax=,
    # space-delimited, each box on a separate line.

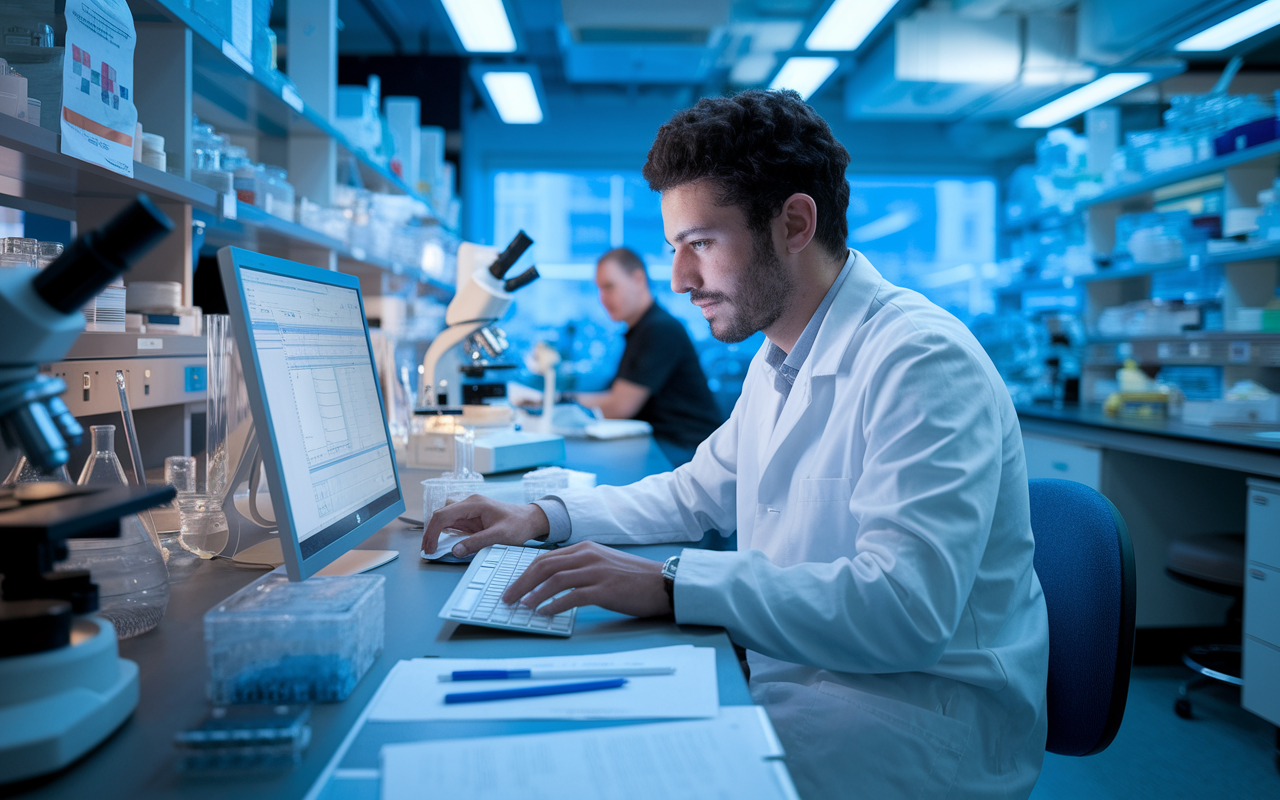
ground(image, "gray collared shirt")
xmin=763 ymin=249 xmax=855 ymax=399
xmin=534 ymin=249 xmax=857 ymax=544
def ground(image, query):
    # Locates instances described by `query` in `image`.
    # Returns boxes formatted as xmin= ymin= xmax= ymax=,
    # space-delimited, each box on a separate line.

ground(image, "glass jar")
xmin=57 ymin=425 xmax=170 ymax=638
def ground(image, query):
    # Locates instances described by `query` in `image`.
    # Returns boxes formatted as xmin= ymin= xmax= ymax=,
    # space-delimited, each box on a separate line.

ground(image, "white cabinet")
xmin=1022 ymin=432 xmax=1102 ymax=490
xmin=1244 ymin=479 xmax=1280 ymax=727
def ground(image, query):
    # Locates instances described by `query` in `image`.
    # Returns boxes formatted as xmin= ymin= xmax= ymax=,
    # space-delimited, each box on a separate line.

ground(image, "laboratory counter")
xmin=8 ymin=437 xmax=751 ymax=800
xmin=1016 ymin=402 xmax=1280 ymax=479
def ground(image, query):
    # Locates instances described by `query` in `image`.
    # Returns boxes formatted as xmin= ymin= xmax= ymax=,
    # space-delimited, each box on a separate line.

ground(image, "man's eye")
xmin=691 ymin=240 xmax=708 ymax=250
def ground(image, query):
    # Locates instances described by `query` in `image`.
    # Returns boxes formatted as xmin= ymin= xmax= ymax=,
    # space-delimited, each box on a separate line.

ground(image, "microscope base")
xmin=0 ymin=616 xmax=138 ymax=785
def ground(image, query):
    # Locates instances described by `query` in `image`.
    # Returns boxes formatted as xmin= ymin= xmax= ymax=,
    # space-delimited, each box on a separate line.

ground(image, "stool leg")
xmin=1175 ymin=676 xmax=1217 ymax=719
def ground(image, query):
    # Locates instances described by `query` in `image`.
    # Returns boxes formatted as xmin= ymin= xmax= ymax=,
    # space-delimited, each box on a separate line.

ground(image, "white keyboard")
xmin=438 ymin=544 xmax=576 ymax=636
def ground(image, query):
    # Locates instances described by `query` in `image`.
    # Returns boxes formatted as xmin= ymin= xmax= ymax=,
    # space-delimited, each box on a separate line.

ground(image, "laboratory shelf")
xmin=64 ymin=332 xmax=207 ymax=360
xmin=0 ymin=112 xmax=218 ymax=219
xmin=998 ymin=243 xmax=1280 ymax=296
xmin=205 ymin=202 xmax=456 ymax=297
xmin=136 ymin=0 xmax=454 ymax=231
xmin=1078 ymin=137 xmax=1280 ymax=210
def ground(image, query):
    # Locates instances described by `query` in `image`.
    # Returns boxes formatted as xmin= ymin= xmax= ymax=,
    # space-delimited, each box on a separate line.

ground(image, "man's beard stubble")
xmin=691 ymin=233 xmax=795 ymax=343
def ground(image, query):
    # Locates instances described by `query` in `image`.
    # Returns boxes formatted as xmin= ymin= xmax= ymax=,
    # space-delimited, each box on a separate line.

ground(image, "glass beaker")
xmin=0 ymin=237 xmax=37 ymax=269
xmin=59 ymin=425 xmax=171 ymax=638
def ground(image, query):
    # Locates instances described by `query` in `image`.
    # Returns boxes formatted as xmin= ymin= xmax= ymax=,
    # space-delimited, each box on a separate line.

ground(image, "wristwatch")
xmin=661 ymin=555 xmax=680 ymax=612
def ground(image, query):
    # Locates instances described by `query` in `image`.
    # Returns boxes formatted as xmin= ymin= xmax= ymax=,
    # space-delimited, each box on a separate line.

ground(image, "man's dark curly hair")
xmin=643 ymin=89 xmax=851 ymax=260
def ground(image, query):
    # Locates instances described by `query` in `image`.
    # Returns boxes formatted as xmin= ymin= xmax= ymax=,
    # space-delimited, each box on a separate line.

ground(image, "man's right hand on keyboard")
xmin=422 ymin=496 xmax=550 ymax=559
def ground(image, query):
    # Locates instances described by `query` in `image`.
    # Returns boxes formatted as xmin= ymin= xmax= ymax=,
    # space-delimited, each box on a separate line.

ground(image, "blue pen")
xmin=441 ymin=667 xmax=675 ymax=682
xmin=444 ymin=677 xmax=628 ymax=704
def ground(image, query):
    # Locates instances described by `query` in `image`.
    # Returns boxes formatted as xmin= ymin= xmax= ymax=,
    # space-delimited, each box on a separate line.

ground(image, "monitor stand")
xmin=230 ymin=539 xmax=398 ymax=576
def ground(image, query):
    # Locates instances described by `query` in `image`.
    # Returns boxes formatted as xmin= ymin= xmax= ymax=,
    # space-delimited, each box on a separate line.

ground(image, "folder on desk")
xmin=379 ymin=706 xmax=799 ymax=800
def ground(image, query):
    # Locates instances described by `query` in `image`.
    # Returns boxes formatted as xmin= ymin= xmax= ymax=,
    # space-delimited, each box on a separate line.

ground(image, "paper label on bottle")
xmin=282 ymin=85 xmax=304 ymax=113
xmin=137 ymin=338 xmax=163 ymax=351
xmin=61 ymin=0 xmax=137 ymax=177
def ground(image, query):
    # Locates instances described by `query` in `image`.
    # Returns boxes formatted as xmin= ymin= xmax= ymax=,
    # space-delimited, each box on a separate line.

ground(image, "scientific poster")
xmin=60 ymin=0 xmax=136 ymax=177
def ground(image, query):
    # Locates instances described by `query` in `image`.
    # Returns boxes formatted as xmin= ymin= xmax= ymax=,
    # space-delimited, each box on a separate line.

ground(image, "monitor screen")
xmin=219 ymin=247 xmax=404 ymax=580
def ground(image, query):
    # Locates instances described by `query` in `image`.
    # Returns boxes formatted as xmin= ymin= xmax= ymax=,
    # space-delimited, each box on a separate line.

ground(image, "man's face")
xmin=595 ymin=257 xmax=643 ymax=323
xmin=662 ymin=181 xmax=794 ymax=343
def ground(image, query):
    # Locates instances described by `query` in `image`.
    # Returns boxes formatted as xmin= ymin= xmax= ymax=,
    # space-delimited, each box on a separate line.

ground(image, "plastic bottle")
xmin=56 ymin=425 xmax=170 ymax=638
xmin=1116 ymin=359 xmax=1151 ymax=393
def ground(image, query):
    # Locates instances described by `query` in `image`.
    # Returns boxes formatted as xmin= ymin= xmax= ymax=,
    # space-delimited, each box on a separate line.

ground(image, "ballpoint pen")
xmin=444 ymin=677 xmax=628 ymax=704
xmin=439 ymin=667 xmax=676 ymax=682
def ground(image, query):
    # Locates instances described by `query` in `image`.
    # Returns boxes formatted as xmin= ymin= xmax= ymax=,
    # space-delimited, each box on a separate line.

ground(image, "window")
xmin=846 ymin=176 xmax=997 ymax=321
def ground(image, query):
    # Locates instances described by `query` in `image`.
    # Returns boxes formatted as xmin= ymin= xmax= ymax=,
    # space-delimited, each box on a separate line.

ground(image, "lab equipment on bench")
xmin=60 ymin=424 xmax=170 ymax=639
xmin=409 ymin=231 xmax=565 ymax=473
xmin=216 ymin=246 xmax=406 ymax=581
xmin=438 ymin=544 xmax=576 ymax=636
xmin=0 ymin=196 xmax=177 ymax=785
xmin=203 ymin=573 xmax=385 ymax=704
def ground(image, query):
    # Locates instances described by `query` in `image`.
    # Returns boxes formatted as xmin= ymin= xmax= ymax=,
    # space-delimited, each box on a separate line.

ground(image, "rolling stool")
xmin=1165 ymin=533 xmax=1245 ymax=719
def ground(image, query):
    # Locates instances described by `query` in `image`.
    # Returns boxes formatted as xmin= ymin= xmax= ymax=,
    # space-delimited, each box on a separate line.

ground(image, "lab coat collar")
xmin=758 ymin=250 xmax=883 ymax=473
xmin=805 ymin=249 xmax=883 ymax=378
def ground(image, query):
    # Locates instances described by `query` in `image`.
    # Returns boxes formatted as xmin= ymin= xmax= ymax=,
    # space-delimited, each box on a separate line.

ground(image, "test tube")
xmin=165 ymin=455 xmax=197 ymax=494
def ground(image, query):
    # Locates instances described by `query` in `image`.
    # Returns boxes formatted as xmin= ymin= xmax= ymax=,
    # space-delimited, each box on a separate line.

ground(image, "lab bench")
xmin=9 ymin=437 xmax=749 ymax=800
xmin=1017 ymin=402 xmax=1279 ymax=728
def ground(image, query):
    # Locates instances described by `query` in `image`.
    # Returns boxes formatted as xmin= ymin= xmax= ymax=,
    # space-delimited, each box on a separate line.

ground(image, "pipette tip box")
xmin=204 ymin=573 xmax=384 ymax=704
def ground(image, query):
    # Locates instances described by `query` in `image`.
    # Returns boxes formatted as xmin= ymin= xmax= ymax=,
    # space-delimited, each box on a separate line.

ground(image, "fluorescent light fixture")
xmin=769 ymin=57 xmax=839 ymax=100
xmin=1015 ymin=72 xmax=1153 ymax=129
xmin=480 ymin=71 xmax=543 ymax=124
xmin=806 ymin=0 xmax=900 ymax=52
xmin=440 ymin=0 xmax=516 ymax=53
xmin=1177 ymin=0 xmax=1280 ymax=51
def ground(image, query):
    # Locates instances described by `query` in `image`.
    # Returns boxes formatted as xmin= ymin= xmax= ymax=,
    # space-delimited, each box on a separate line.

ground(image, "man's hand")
xmin=422 ymin=495 xmax=550 ymax=557
xmin=501 ymin=541 xmax=671 ymax=618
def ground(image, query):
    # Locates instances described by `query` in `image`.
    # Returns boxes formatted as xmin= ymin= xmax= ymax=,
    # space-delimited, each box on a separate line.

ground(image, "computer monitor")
xmin=217 ymin=247 xmax=405 ymax=581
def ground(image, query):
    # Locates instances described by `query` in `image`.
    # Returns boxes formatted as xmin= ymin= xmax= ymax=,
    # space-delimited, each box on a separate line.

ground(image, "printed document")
xmin=62 ymin=0 xmax=137 ymax=176
xmin=379 ymin=706 xmax=799 ymax=800
xmin=368 ymin=644 xmax=718 ymax=721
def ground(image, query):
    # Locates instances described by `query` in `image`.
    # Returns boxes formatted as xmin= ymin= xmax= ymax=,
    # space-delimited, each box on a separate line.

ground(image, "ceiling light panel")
xmin=481 ymin=72 xmax=543 ymax=124
xmin=1015 ymin=72 xmax=1153 ymax=128
xmin=806 ymin=0 xmax=901 ymax=51
xmin=769 ymin=57 xmax=839 ymax=100
xmin=440 ymin=0 xmax=517 ymax=53
xmin=1176 ymin=0 xmax=1280 ymax=51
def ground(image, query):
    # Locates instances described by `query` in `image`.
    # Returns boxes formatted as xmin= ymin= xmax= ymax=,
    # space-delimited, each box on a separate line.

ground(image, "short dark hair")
xmin=598 ymin=247 xmax=648 ymax=278
xmin=642 ymin=89 xmax=851 ymax=260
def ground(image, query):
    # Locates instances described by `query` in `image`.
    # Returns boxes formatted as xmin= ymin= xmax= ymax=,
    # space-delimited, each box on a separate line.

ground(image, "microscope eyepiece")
xmin=32 ymin=194 xmax=175 ymax=314
xmin=487 ymin=230 xmax=533 ymax=280
xmin=503 ymin=265 xmax=539 ymax=293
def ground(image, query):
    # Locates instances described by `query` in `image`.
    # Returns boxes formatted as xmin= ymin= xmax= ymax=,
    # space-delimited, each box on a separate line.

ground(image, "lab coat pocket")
xmin=789 ymin=478 xmax=855 ymax=562
xmin=813 ymin=680 xmax=973 ymax=800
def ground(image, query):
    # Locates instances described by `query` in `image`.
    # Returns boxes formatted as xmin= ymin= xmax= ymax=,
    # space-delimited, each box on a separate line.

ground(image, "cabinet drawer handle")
xmin=1052 ymin=462 xmax=1069 ymax=472
xmin=1253 ymin=494 xmax=1269 ymax=506
xmin=1250 ymin=569 xmax=1267 ymax=580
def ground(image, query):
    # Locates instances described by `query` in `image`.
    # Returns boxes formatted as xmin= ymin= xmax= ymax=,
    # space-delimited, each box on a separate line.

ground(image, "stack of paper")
xmin=379 ymin=706 xmax=798 ymax=800
xmin=368 ymin=645 xmax=717 ymax=721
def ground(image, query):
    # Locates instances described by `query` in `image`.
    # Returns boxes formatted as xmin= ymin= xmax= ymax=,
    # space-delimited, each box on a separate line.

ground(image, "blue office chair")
xmin=1029 ymin=479 xmax=1137 ymax=756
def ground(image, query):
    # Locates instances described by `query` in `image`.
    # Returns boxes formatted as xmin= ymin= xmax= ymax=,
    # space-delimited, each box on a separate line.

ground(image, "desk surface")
xmin=1016 ymin=403 xmax=1280 ymax=478
xmin=9 ymin=437 xmax=749 ymax=800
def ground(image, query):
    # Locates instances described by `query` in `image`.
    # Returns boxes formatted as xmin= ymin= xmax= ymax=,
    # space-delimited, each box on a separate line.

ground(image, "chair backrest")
xmin=1029 ymin=479 xmax=1136 ymax=756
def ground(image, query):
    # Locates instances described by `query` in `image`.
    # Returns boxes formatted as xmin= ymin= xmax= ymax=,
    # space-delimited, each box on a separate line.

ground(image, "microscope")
xmin=408 ymin=231 xmax=566 ymax=473
xmin=0 ymin=197 xmax=177 ymax=785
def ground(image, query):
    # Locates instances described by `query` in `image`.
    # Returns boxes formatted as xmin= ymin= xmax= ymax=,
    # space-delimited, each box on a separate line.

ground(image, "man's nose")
xmin=671 ymin=250 xmax=698 ymax=294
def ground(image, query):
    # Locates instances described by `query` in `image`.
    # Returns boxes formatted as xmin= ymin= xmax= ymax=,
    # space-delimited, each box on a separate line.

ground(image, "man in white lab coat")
xmin=424 ymin=89 xmax=1049 ymax=799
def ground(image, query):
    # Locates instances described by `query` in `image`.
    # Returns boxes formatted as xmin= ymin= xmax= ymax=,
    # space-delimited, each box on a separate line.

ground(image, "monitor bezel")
xmin=217 ymin=246 xmax=405 ymax=581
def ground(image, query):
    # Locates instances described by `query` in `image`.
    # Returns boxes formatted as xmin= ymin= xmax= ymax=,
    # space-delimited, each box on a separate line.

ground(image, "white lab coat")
xmin=554 ymin=251 xmax=1049 ymax=799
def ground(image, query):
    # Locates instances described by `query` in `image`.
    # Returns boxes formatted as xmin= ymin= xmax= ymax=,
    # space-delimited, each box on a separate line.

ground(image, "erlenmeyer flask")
xmin=58 ymin=424 xmax=171 ymax=638
xmin=2 ymin=455 xmax=71 ymax=486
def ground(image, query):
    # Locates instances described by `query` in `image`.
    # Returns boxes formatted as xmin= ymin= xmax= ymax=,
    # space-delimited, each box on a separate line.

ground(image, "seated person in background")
xmin=572 ymin=247 xmax=723 ymax=466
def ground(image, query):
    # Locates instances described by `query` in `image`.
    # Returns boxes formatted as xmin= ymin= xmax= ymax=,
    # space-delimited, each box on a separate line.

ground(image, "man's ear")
xmin=778 ymin=193 xmax=818 ymax=254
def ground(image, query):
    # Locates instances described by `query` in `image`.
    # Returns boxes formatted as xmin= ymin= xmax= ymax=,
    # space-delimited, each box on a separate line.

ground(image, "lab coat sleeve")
xmin=550 ymin=400 xmax=742 ymax=545
xmin=676 ymin=330 xmax=1004 ymax=674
